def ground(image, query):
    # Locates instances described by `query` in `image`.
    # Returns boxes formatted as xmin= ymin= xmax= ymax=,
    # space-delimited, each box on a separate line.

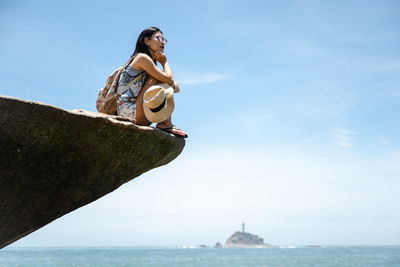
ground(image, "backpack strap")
xmin=123 ymin=55 xmax=136 ymax=69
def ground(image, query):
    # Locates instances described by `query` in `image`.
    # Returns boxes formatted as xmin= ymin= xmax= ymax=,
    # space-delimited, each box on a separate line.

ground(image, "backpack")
xmin=96 ymin=56 xmax=135 ymax=115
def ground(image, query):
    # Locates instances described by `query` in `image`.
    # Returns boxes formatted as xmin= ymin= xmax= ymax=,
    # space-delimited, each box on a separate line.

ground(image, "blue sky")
xmin=1 ymin=0 xmax=400 ymax=246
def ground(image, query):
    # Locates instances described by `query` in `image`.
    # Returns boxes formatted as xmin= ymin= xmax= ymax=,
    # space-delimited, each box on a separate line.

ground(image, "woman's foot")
xmin=156 ymin=123 xmax=188 ymax=138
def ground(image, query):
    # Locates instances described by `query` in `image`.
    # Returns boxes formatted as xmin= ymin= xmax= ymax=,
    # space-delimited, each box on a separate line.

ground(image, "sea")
xmin=0 ymin=246 xmax=399 ymax=267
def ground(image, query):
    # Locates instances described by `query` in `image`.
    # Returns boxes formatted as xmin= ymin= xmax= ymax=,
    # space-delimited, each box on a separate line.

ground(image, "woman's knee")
xmin=144 ymin=76 xmax=160 ymax=88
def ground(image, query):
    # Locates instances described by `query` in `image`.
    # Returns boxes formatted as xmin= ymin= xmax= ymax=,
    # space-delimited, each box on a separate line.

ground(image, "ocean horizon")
xmin=1 ymin=245 xmax=399 ymax=266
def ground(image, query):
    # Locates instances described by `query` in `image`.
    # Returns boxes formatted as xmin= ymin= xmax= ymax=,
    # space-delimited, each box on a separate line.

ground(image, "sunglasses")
xmin=151 ymin=35 xmax=168 ymax=44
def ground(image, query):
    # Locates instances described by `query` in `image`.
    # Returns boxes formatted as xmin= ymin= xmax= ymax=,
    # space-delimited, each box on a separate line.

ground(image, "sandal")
xmin=157 ymin=125 xmax=188 ymax=138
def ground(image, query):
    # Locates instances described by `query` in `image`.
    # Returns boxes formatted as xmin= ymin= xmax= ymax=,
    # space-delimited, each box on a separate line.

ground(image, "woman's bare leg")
xmin=156 ymin=116 xmax=173 ymax=128
xmin=156 ymin=115 xmax=188 ymax=137
xmin=136 ymin=76 xmax=187 ymax=136
xmin=136 ymin=76 xmax=175 ymax=127
xmin=135 ymin=76 xmax=159 ymax=126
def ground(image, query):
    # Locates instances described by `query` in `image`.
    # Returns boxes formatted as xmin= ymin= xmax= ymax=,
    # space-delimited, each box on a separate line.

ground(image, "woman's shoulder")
xmin=131 ymin=53 xmax=154 ymax=71
xmin=134 ymin=53 xmax=152 ymax=62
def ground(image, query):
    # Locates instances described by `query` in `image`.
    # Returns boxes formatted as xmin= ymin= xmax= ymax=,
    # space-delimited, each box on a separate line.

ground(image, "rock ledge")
xmin=0 ymin=96 xmax=185 ymax=248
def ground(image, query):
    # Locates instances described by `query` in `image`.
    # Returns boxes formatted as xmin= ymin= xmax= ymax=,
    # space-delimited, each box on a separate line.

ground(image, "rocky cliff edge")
xmin=0 ymin=96 xmax=185 ymax=248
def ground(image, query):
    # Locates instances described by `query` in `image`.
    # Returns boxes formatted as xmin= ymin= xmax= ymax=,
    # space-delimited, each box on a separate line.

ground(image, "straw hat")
xmin=143 ymin=83 xmax=175 ymax=123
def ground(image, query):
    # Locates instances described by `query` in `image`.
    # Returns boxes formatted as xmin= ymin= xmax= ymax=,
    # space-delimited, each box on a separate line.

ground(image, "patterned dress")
xmin=116 ymin=65 xmax=148 ymax=121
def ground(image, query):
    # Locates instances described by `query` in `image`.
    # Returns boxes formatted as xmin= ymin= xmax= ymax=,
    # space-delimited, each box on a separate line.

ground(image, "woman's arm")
xmin=132 ymin=52 xmax=174 ymax=86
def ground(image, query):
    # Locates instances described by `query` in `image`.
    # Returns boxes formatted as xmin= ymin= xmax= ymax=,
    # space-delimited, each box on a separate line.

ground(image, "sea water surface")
xmin=0 ymin=246 xmax=399 ymax=267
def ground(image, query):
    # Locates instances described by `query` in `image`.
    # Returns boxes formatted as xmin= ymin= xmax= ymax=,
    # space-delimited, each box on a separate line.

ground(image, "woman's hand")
xmin=154 ymin=49 xmax=167 ymax=65
xmin=173 ymin=82 xmax=180 ymax=93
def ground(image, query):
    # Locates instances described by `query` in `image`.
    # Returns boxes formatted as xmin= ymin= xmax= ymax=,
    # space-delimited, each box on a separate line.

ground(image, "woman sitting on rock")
xmin=116 ymin=26 xmax=187 ymax=138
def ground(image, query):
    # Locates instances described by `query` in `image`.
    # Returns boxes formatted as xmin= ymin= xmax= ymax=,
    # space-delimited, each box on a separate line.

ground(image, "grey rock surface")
xmin=226 ymin=231 xmax=272 ymax=248
xmin=0 ymin=96 xmax=185 ymax=248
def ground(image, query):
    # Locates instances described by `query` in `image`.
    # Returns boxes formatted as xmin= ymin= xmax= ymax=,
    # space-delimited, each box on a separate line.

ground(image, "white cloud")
xmin=330 ymin=129 xmax=357 ymax=147
xmin=365 ymin=60 xmax=400 ymax=73
xmin=378 ymin=137 xmax=391 ymax=146
xmin=179 ymin=73 xmax=229 ymax=85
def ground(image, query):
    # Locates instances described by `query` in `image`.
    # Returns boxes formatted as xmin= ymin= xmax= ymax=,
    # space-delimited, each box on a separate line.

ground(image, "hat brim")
xmin=143 ymin=83 xmax=175 ymax=123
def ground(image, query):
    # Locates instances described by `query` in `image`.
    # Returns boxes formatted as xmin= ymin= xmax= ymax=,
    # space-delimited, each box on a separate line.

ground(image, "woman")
xmin=116 ymin=26 xmax=187 ymax=138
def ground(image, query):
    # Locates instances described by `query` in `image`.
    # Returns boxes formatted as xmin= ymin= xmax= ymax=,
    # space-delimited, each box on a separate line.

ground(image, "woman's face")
xmin=145 ymin=31 xmax=166 ymax=52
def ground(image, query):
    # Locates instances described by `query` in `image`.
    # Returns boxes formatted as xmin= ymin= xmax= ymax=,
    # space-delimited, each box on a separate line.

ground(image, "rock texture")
xmin=214 ymin=242 xmax=222 ymax=248
xmin=226 ymin=231 xmax=272 ymax=248
xmin=0 ymin=96 xmax=185 ymax=248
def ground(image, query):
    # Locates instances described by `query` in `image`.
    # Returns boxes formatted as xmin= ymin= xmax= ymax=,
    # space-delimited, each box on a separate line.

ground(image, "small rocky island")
xmin=218 ymin=223 xmax=273 ymax=248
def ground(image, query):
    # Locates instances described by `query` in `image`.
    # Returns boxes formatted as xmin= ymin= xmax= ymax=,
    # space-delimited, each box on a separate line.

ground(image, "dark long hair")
xmin=131 ymin=26 xmax=162 ymax=63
